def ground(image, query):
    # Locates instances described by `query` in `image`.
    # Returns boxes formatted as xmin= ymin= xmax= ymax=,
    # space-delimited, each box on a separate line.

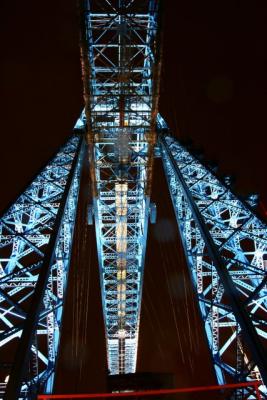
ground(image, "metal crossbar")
xmin=38 ymin=382 xmax=262 ymax=400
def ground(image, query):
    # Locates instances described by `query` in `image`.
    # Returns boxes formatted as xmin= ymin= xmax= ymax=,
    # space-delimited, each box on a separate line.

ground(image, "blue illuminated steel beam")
xmin=0 ymin=131 xmax=85 ymax=398
xmin=159 ymin=124 xmax=267 ymax=396
xmin=80 ymin=0 xmax=161 ymax=374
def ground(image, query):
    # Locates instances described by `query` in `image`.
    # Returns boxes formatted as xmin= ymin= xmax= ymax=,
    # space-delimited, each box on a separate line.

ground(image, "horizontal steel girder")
xmin=80 ymin=0 xmax=161 ymax=374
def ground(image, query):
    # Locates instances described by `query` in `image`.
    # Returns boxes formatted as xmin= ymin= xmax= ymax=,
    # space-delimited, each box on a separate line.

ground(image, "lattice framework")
xmin=80 ymin=0 xmax=161 ymax=374
xmin=159 ymin=123 xmax=267 ymax=396
xmin=0 ymin=134 xmax=85 ymax=398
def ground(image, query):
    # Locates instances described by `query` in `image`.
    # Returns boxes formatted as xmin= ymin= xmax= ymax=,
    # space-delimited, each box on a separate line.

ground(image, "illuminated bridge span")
xmin=79 ymin=0 xmax=161 ymax=375
xmin=0 ymin=1 xmax=266 ymax=399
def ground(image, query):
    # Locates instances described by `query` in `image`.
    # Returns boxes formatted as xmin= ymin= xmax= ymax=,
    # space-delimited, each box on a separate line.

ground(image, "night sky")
xmin=1 ymin=0 xmax=267 ymax=394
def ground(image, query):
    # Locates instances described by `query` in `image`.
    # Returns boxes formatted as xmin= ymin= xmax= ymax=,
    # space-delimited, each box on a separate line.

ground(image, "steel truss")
xmin=159 ymin=124 xmax=267 ymax=397
xmin=0 ymin=133 xmax=85 ymax=398
xmin=2 ymin=0 xmax=265 ymax=397
xmin=80 ymin=0 xmax=161 ymax=374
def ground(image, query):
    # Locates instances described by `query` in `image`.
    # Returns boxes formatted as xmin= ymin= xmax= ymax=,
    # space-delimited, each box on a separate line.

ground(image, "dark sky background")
xmin=1 ymin=0 xmax=267 ymax=394
xmin=0 ymin=1 xmax=266 ymax=215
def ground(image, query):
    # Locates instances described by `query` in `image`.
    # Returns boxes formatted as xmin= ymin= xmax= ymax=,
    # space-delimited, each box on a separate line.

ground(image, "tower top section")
xmin=79 ymin=0 xmax=162 ymax=142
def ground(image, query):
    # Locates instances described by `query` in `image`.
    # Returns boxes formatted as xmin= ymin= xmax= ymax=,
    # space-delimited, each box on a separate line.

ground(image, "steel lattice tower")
xmin=0 ymin=1 xmax=267 ymax=399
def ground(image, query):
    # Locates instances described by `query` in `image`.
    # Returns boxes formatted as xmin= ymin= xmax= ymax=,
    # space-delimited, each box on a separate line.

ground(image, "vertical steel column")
xmin=0 ymin=132 xmax=85 ymax=398
xmin=160 ymin=131 xmax=267 ymax=394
